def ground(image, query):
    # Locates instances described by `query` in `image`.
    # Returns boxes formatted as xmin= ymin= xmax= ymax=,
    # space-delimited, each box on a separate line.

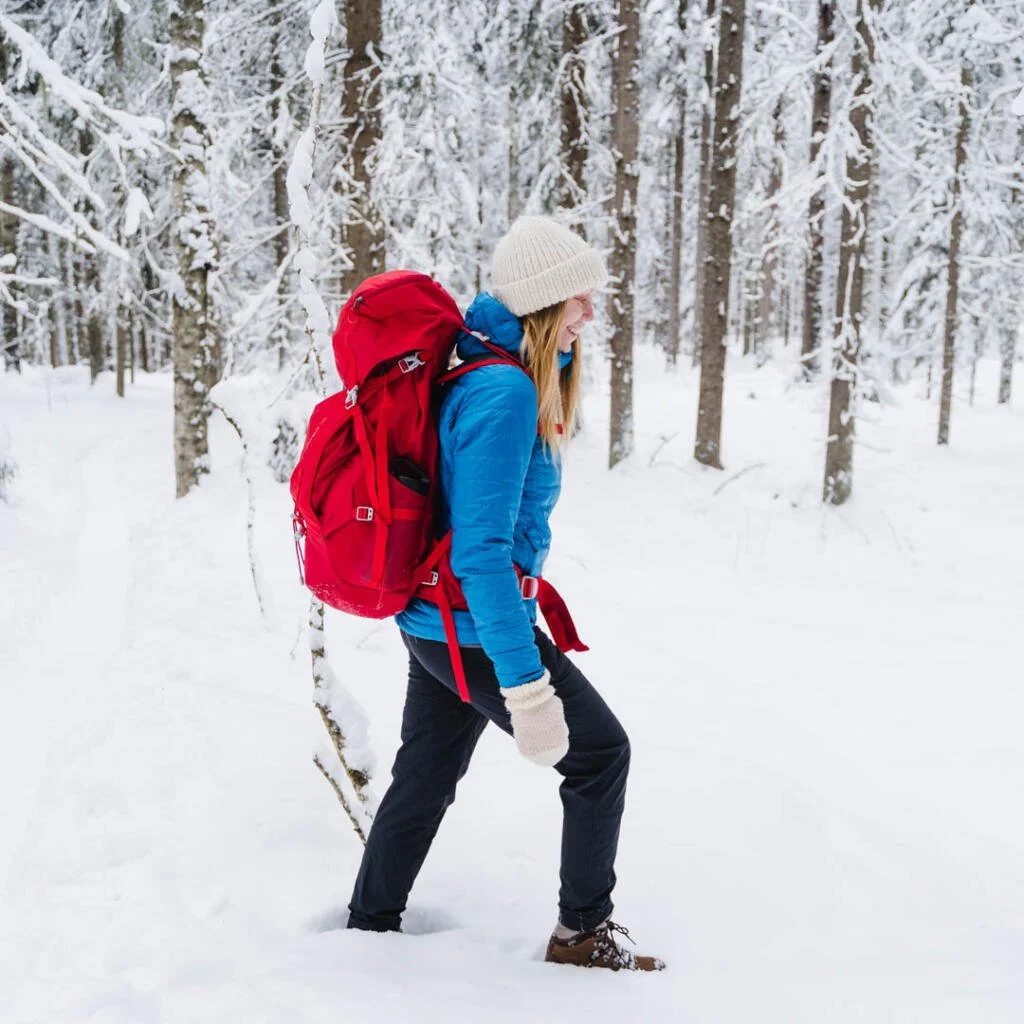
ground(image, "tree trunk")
xmin=693 ymin=0 xmax=747 ymax=469
xmin=77 ymin=127 xmax=105 ymax=384
xmin=998 ymin=329 xmax=1015 ymax=405
xmin=608 ymin=0 xmax=641 ymax=469
xmin=111 ymin=2 xmax=131 ymax=395
xmin=0 ymin=36 xmax=17 ymax=372
xmin=139 ymin=258 xmax=156 ymax=374
xmin=270 ymin=7 xmax=291 ymax=370
xmin=129 ymin=305 xmax=136 ymax=384
xmin=692 ymin=0 xmax=718 ymax=369
xmin=338 ymin=0 xmax=384 ymax=299
xmin=756 ymin=96 xmax=784 ymax=363
xmin=0 ymin=147 xmax=17 ymax=372
xmin=666 ymin=0 xmax=690 ymax=366
xmin=937 ymin=62 xmax=970 ymax=446
xmin=87 ymin=311 xmax=103 ymax=384
xmin=115 ymin=258 xmax=129 ymax=398
xmin=823 ymin=0 xmax=878 ymax=504
xmin=1000 ymin=129 xmax=1022 ymax=405
xmin=801 ymin=0 xmax=834 ymax=381
xmin=67 ymin=244 xmax=81 ymax=363
xmin=560 ymin=3 xmax=589 ymax=211
xmin=742 ymin=272 xmax=754 ymax=357
xmin=171 ymin=0 xmax=219 ymax=499
xmin=507 ymin=79 xmax=521 ymax=224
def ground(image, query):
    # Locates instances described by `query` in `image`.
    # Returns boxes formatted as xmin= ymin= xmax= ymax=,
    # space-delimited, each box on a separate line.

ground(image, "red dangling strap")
xmin=434 ymin=582 xmax=471 ymax=703
xmin=534 ymin=577 xmax=589 ymax=654
xmin=414 ymin=533 xmax=471 ymax=703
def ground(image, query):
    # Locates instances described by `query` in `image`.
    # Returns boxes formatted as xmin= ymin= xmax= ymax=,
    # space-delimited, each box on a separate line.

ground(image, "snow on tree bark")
xmin=337 ymin=0 xmax=384 ymax=299
xmin=801 ymin=0 xmax=834 ymax=381
xmin=823 ymin=0 xmax=879 ymax=505
xmin=608 ymin=0 xmax=641 ymax=469
xmin=692 ymin=0 xmax=717 ymax=370
xmin=937 ymin=61 xmax=970 ymax=446
xmin=289 ymin=0 xmax=377 ymax=841
xmin=0 ymin=31 xmax=19 ymax=372
xmin=560 ymin=3 xmax=589 ymax=211
xmin=756 ymin=95 xmax=784 ymax=364
xmin=170 ymin=0 xmax=219 ymax=499
xmin=694 ymin=0 xmax=746 ymax=470
xmin=666 ymin=0 xmax=689 ymax=367
xmin=270 ymin=7 xmax=291 ymax=372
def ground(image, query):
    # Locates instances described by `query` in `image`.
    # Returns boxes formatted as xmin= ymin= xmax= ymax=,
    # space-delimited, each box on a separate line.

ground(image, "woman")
xmin=346 ymin=216 xmax=664 ymax=972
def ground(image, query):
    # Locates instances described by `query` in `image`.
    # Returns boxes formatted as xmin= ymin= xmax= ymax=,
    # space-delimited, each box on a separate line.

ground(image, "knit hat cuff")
xmin=493 ymin=247 xmax=608 ymax=318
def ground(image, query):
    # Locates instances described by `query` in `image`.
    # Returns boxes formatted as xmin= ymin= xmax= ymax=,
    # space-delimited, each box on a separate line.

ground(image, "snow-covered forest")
xmin=3 ymin=0 xmax=1022 ymax=491
xmin=2 ymin=0 xmax=1023 ymax=1020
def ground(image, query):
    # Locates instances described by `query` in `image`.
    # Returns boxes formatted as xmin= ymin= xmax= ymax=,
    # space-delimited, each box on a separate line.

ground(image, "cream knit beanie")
xmin=490 ymin=216 xmax=608 ymax=317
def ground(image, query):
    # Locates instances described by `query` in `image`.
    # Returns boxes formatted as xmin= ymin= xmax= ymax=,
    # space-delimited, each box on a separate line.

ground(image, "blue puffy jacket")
xmin=396 ymin=293 xmax=563 ymax=689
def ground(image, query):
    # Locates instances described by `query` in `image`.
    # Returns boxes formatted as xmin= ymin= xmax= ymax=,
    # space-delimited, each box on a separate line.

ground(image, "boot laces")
xmin=592 ymin=920 xmax=637 ymax=969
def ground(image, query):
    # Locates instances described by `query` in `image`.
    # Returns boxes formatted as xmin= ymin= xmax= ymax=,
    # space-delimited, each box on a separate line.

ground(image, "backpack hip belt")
xmin=413 ymin=533 xmax=588 ymax=703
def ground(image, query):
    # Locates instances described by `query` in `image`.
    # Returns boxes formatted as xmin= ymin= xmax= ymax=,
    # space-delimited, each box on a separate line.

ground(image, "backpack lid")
xmin=333 ymin=270 xmax=464 ymax=388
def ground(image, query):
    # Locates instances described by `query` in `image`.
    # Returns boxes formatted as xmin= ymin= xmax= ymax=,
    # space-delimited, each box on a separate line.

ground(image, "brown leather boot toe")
xmin=544 ymin=920 xmax=665 ymax=972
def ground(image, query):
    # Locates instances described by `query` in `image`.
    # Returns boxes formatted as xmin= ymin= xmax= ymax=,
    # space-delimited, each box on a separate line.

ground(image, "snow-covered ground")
xmin=1 ymin=349 xmax=1022 ymax=1023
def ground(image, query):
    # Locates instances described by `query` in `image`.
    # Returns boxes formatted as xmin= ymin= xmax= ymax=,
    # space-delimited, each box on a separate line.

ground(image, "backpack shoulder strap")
xmin=438 ymin=329 xmax=531 ymax=386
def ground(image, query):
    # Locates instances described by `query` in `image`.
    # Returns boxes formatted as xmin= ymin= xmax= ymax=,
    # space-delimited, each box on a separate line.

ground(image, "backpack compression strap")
xmin=416 ymin=535 xmax=589 ymax=703
xmin=415 ymin=533 xmax=472 ymax=702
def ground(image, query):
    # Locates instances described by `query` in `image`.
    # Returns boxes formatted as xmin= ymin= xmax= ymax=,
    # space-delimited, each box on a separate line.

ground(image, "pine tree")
xmin=608 ymin=0 xmax=641 ymax=469
xmin=755 ymin=95 xmax=785 ymax=363
xmin=937 ymin=58 xmax=970 ymax=445
xmin=823 ymin=0 xmax=880 ymax=505
xmin=692 ymin=0 xmax=717 ymax=369
xmin=665 ymin=0 xmax=690 ymax=366
xmin=170 ymin=0 xmax=219 ymax=498
xmin=336 ymin=0 xmax=384 ymax=298
xmin=0 ymin=32 xmax=18 ymax=372
xmin=801 ymin=0 xmax=834 ymax=380
xmin=560 ymin=2 xmax=589 ymax=211
xmin=694 ymin=0 xmax=746 ymax=469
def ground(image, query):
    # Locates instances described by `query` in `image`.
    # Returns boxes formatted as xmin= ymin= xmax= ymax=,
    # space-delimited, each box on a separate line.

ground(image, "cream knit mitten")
xmin=500 ymin=671 xmax=570 ymax=767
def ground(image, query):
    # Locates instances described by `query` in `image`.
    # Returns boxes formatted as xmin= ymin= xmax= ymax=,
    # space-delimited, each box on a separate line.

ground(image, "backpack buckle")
xmin=398 ymin=353 xmax=425 ymax=374
xmin=422 ymin=570 xmax=439 ymax=586
xmin=344 ymin=385 xmax=359 ymax=409
xmin=355 ymin=506 xmax=374 ymax=522
xmin=519 ymin=575 xmax=539 ymax=600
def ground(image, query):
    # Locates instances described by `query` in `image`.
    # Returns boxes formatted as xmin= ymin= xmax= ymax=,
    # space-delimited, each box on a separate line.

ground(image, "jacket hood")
xmin=459 ymin=293 xmax=523 ymax=360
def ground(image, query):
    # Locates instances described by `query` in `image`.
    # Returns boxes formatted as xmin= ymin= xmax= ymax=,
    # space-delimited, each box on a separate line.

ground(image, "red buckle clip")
xmin=355 ymin=506 xmax=374 ymax=522
xmin=398 ymin=353 xmax=425 ymax=374
xmin=519 ymin=575 xmax=539 ymax=600
xmin=422 ymin=571 xmax=439 ymax=586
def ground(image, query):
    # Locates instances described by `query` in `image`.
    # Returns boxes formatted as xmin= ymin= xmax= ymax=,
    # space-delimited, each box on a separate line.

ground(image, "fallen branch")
xmin=313 ymin=753 xmax=368 ymax=846
xmin=210 ymin=399 xmax=267 ymax=621
xmin=647 ymin=432 xmax=678 ymax=468
xmin=310 ymin=598 xmax=375 ymax=842
xmin=712 ymin=461 xmax=767 ymax=497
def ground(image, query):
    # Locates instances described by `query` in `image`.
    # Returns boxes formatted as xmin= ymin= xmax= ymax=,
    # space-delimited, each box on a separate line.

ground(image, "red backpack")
xmin=290 ymin=270 xmax=587 ymax=701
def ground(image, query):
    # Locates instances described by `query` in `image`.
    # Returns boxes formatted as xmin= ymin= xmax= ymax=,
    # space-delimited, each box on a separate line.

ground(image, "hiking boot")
xmin=544 ymin=920 xmax=666 ymax=972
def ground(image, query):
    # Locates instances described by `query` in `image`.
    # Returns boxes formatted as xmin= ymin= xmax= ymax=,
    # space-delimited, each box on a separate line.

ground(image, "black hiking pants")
xmin=346 ymin=627 xmax=631 ymax=934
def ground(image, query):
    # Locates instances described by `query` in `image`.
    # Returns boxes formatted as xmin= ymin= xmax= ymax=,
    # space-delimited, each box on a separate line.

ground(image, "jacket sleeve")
xmin=446 ymin=367 xmax=546 ymax=689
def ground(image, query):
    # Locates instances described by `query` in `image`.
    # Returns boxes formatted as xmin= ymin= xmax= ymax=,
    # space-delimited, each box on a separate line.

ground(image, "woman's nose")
xmin=582 ymin=297 xmax=594 ymax=321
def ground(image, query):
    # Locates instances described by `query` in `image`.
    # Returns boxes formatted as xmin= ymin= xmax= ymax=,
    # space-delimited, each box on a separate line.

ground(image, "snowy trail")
xmin=0 ymin=373 xmax=170 ymax=897
xmin=2 ymin=359 xmax=1023 ymax=1023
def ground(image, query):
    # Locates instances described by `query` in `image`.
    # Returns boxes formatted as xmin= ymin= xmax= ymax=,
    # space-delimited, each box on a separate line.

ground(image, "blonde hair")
xmin=520 ymin=301 xmax=582 ymax=452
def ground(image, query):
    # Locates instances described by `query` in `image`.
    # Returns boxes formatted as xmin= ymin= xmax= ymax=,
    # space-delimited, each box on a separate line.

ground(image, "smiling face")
xmin=558 ymin=292 xmax=595 ymax=353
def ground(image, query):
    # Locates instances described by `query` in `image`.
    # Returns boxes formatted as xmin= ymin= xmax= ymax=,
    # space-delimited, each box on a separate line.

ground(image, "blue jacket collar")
xmin=461 ymin=292 xmax=573 ymax=369
xmin=459 ymin=293 xmax=523 ymax=359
